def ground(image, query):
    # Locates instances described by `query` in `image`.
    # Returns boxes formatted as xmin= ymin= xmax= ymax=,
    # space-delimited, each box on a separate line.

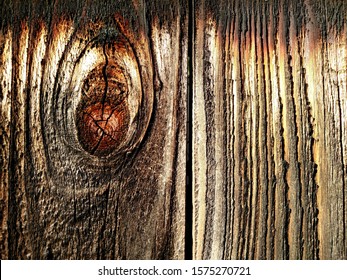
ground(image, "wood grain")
xmin=193 ymin=0 xmax=347 ymax=259
xmin=1 ymin=0 xmax=347 ymax=260
xmin=0 ymin=0 xmax=187 ymax=259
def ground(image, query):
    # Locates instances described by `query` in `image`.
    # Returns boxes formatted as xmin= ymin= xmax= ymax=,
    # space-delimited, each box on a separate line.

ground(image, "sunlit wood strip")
xmin=193 ymin=16 xmax=208 ymax=259
xmin=150 ymin=16 xmax=187 ymax=259
xmin=8 ymin=23 xmax=30 ymax=258
xmin=0 ymin=29 xmax=12 ymax=259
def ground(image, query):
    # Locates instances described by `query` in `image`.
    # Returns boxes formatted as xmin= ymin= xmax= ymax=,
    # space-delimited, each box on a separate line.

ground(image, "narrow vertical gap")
xmin=185 ymin=0 xmax=194 ymax=260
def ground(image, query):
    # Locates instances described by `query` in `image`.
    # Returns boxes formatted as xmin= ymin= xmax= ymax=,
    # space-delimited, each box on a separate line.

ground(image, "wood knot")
xmin=66 ymin=30 xmax=153 ymax=160
xmin=76 ymin=63 xmax=130 ymax=157
xmin=77 ymin=101 xmax=129 ymax=156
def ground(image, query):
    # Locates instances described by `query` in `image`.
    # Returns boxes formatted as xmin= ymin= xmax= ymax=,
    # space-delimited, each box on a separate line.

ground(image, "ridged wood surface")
xmin=0 ymin=0 xmax=188 ymax=259
xmin=193 ymin=0 xmax=347 ymax=259
xmin=1 ymin=0 xmax=347 ymax=260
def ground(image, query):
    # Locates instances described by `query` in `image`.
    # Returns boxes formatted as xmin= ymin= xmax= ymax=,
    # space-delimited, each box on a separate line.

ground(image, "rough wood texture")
xmin=1 ymin=0 xmax=347 ymax=260
xmin=193 ymin=0 xmax=347 ymax=259
xmin=0 ymin=0 xmax=187 ymax=259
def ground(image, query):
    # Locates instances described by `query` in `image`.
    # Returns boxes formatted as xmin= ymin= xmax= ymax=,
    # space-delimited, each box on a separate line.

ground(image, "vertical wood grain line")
xmin=185 ymin=0 xmax=194 ymax=260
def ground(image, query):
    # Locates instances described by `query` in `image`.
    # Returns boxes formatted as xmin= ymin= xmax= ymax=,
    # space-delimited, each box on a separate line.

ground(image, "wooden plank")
xmin=193 ymin=0 xmax=347 ymax=259
xmin=0 ymin=14 xmax=13 ymax=260
xmin=0 ymin=0 xmax=187 ymax=259
xmin=2 ymin=0 xmax=347 ymax=261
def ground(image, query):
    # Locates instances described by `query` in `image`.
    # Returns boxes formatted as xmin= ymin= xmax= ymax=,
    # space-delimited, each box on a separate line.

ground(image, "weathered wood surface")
xmin=1 ymin=0 xmax=347 ymax=260
xmin=193 ymin=0 xmax=347 ymax=259
xmin=0 ymin=0 xmax=187 ymax=259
